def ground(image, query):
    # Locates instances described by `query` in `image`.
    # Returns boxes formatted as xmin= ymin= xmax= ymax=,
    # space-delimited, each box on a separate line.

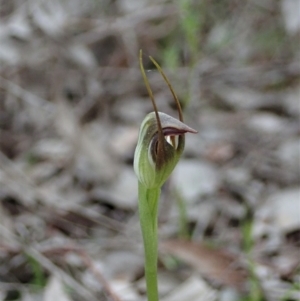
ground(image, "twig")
xmin=80 ymin=251 xmax=124 ymax=301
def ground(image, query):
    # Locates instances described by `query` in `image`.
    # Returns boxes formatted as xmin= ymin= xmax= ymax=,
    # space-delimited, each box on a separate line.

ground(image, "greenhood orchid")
xmin=134 ymin=50 xmax=197 ymax=301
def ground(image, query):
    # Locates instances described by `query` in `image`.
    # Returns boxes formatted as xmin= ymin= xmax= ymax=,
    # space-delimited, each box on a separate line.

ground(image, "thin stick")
xmin=80 ymin=251 xmax=123 ymax=301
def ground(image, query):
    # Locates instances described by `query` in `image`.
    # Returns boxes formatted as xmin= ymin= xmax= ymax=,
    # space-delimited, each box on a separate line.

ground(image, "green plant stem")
xmin=138 ymin=182 xmax=160 ymax=301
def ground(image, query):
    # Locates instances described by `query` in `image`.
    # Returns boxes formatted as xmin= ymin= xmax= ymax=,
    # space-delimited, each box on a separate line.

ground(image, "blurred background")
xmin=0 ymin=0 xmax=299 ymax=300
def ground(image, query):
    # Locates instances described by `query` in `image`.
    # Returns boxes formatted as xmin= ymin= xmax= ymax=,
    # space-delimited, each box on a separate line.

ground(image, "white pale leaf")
xmin=44 ymin=276 xmax=71 ymax=301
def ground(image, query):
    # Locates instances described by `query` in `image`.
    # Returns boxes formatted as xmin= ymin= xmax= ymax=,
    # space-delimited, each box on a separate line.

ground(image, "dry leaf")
xmin=161 ymin=240 xmax=247 ymax=292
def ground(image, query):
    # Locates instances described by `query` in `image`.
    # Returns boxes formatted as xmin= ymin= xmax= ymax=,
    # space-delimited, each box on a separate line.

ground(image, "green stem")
xmin=138 ymin=182 xmax=160 ymax=301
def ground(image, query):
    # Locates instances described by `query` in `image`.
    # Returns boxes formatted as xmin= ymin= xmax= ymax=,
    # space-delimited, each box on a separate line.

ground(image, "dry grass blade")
xmin=161 ymin=239 xmax=248 ymax=292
